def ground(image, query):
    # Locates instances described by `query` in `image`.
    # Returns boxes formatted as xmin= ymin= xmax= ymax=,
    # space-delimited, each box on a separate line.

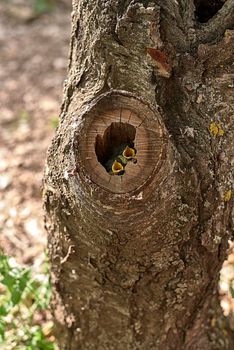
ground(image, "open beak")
xmin=122 ymin=146 xmax=136 ymax=159
xmin=112 ymin=160 xmax=125 ymax=175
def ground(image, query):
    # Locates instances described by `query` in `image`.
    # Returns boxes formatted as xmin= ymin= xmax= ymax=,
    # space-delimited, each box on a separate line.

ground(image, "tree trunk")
xmin=43 ymin=1 xmax=234 ymax=349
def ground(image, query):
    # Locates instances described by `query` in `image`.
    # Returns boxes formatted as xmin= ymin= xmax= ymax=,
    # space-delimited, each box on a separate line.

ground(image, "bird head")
xmin=122 ymin=145 xmax=137 ymax=164
xmin=111 ymin=160 xmax=125 ymax=176
xmin=122 ymin=145 xmax=136 ymax=159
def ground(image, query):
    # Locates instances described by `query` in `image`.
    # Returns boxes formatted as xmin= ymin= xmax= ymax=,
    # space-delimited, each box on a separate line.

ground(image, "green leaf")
xmin=19 ymin=269 xmax=31 ymax=292
xmin=11 ymin=287 xmax=23 ymax=306
xmin=0 ymin=306 xmax=8 ymax=316
xmin=1 ymin=274 xmax=16 ymax=291
xmin=0 ymin=253 xmax=57 ymax=349
xmin=0 ymin=320 xmax=5 ymax=341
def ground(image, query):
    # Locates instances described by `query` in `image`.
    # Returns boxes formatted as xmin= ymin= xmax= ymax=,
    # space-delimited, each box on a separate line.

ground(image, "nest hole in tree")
xmin=194 ymin=0 xmax=225 ymax=23
xmin=95 ymin=122 xmax=137 ymax=175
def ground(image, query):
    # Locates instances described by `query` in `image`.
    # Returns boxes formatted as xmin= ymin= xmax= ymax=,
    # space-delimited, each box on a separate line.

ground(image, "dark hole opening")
xmin=194 ymin=0 xmax=224 ymax=23
xmin=95 ymin=122 xmax=137 ymax=176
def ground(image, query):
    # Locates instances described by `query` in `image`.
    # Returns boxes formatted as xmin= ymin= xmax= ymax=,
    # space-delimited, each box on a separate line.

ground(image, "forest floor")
xmin=0 ymin=1 xmax=71 ymax=346
xmin=0 ymin=0 xmax=70 ymax=266
xmin=0 ymin=0 xmax=234 ymax=344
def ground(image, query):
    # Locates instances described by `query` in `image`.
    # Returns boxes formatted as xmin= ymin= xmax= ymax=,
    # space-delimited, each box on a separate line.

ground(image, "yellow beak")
xmin=122 ymin=146 xmax=136 ymax=160
xmin=112 ymin=160 xmax=124 ymax=174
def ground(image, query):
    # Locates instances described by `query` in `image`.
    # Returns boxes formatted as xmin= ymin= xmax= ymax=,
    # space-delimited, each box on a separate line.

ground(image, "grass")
xmin=0 ymin=252 xmax=57 ymax=350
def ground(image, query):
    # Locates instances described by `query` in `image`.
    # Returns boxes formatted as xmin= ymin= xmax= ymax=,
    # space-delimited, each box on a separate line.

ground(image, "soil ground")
xmin=0 ymin=0 xmax=70 ymax=267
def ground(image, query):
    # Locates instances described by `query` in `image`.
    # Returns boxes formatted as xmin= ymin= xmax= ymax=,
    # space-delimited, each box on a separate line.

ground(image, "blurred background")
xmin=0 ymin=0 xmax=70 ymax=348
xmin=0 ymin=1 xmax=233 ymax=349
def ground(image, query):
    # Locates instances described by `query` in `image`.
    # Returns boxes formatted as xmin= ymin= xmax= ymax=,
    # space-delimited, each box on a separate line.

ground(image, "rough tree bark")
xmin=43 ymin=1 xmax=234 ymax=349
